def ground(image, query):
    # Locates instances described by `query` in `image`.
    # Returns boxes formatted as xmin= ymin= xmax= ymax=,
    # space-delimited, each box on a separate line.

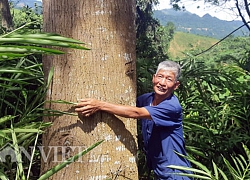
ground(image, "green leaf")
xmin=27 ymin=128 xmax=41 ymax=180
xmin=0 ymin=115 xmax=15 ymax=125
xmin=49 ymin=100 xmax=78 ymax=105
xmin=10 ymin=122 xmax=25 ymax=180
xmin=170 ymin=172 xmax=211 ymax=180
xmin=217 ymin=167 xmax=228 ymax=180
xmin=243 ymin=144 xmax=250 ymax=161
xmin=212 ymin=160 xmax=219 ymax=179
xmin=38 ymin=140 xmax=104 ymax=180
xmin=174 ymin=151 xmax=212 ymax=175
xmin=185 ymin=145 xmax=206 ymax=158
xmin=233 ymin=156 xmax=245 ymax=175
xmin=0 ymin=37 xmax=89 ymax=50
xmin=8 ymin=33 xmax=85 ymax=44
xmin=2 ymin=128 xmax=43 ymax=133
xmin=0 ymin=45 xmax=65 ymax=54
xmin=223 ymin=155 xmax=239 ymax=177
xmin=167 ymin=165 xmax=211 ymax=177
xmin=0 ymin=172 xmax=9 ymax=180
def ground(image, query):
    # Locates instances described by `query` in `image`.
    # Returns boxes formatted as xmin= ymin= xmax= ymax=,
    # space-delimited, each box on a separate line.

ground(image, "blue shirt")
xmin=137 ymin=92 xmax=191 ymax=179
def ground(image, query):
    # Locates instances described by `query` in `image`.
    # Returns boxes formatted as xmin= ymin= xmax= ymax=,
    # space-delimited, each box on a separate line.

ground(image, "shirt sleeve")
xmin=145 ymin=102 xmax=182 ymax=127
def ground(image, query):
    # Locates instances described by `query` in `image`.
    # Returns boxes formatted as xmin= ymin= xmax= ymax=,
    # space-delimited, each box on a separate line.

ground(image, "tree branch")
xmin=236 ymin=0 xmax=250 ymax=31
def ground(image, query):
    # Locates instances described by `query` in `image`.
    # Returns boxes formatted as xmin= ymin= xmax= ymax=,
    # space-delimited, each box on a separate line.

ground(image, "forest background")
xmin=0 ymin=0 xmax=250 ymax=179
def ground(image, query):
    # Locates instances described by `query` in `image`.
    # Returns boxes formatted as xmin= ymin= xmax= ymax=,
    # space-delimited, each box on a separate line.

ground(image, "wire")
xmin=189 ymin=21 xmax=250 ymax=57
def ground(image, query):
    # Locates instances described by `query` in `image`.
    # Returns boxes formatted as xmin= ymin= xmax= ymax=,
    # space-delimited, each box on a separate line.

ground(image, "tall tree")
xmin=0 ymin=0 xmax=13 ymax=31
xmin=41 ymin=0 xmax=138 ymax=179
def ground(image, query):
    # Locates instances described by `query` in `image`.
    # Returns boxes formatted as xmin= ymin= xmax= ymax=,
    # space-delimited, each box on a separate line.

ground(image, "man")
xmin=75 ymin=60 xmax=191 ymax=179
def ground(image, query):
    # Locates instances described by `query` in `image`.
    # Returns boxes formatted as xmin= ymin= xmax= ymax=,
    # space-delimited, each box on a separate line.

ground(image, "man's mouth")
xmin=157 ymin=86 xmax=165 ymax=92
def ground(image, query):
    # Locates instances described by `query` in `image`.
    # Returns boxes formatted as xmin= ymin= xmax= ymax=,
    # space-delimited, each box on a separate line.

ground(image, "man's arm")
xmin=74 ymin=98 xmax=151 ymax=119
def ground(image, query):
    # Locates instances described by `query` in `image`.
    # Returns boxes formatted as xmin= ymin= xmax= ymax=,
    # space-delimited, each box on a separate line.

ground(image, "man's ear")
xmin=152 ymin=74 xmax=156 ymax=83
xmin=174 ymin=81 xmax=180 ymax=90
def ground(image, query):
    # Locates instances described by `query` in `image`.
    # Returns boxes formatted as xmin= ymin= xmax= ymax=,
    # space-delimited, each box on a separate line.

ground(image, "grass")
xmin=168 ymin=31 xmax=218 ymax=59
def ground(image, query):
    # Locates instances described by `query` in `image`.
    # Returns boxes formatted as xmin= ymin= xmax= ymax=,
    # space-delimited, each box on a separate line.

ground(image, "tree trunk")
xmin=41 ymin=0 xmax=138 ymax=179
xmin=0 ymin=0 xmax=13 ymax=30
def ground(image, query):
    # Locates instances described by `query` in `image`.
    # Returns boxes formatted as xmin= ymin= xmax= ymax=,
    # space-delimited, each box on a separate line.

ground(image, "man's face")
xmin=152 ymin=69 xmax=180 ymax=98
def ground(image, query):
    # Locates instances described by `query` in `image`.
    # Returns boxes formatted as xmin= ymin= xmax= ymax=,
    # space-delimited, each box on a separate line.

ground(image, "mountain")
xmin=12 ymin=1 xmax=249 ymax=39
xmin=13 ymin=0 xmax=42 ymax=8
xmin=153 ymin=9 xmax=249 ymax=39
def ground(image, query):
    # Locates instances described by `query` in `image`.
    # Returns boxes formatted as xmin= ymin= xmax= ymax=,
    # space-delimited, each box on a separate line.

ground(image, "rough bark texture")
xmin=0 ymin=0 xmax=13 ymax=30
xmin=42 ymin=0 xmax=138 ymax=179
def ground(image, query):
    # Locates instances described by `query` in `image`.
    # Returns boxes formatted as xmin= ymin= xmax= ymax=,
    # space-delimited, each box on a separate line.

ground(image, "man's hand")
xmin=74 ymin=98 xmax=100 ymax=117
xmin=75 ymin=98 xmax=151 ymax=119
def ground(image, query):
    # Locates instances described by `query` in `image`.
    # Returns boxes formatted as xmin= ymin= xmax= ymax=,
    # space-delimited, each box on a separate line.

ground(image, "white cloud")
xmin=155 ymin=0 xmax=243 ymax=21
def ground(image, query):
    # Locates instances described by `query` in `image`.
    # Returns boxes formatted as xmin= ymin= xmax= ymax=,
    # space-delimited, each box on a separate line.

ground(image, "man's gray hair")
xmin=156 ymin=60 xmax=181 ymax=81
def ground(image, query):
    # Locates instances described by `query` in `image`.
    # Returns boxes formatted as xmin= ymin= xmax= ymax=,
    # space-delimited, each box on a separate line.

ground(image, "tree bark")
xmin=41 ymin=0 xmax=138 ymax=179
xmin=0 ymin=0 xmax=13 ymax=30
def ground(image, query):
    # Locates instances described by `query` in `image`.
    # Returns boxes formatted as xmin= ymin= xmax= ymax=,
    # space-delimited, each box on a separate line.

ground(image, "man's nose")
xmin=159 ymin=78 xmax=167 ymax=85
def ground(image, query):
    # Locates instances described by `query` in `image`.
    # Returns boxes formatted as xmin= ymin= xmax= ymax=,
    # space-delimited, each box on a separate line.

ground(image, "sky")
xmin=155 ymin=0 xmax=242 ymax=21
xmin=21 ymin=0 xmax=247 ymax=21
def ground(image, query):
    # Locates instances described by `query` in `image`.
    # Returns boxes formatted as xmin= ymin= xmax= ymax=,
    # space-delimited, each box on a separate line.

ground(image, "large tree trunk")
xmin=41 ymin=0 xmax=138 ymax=179
xmin=0 ymin=0 xmax=13 ymax=30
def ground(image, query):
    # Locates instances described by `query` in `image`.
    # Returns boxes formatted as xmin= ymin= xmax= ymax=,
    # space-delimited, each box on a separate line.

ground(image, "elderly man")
xmin=75 ymin=60 xmax=191 ymax=179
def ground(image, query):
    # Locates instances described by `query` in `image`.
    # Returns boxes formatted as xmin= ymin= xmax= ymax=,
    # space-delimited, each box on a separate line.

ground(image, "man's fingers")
xmin=74 ymin=102 xmax=86 ymax=108
xmin=74 ymin=99 xmax=97 ymax=117
xmin=75 ymin=105 xmax=89 ymax=112
xmin=79 ymin=98 xmax=91 ymax=103
xmin=77 ymin=108 xmax=91 ymax=116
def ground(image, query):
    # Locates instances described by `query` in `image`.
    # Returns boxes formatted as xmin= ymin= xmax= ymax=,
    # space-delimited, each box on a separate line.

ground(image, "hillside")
xmin=168 ymin=31 xmax=218 ymax=59
xmin=153 ymin=9 xmax=249 ymax=39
